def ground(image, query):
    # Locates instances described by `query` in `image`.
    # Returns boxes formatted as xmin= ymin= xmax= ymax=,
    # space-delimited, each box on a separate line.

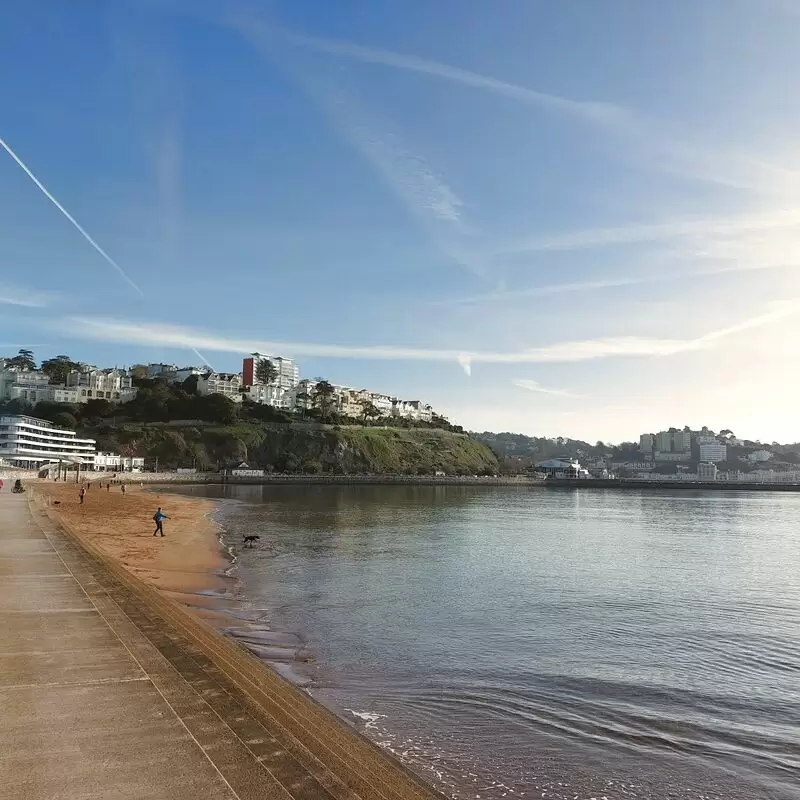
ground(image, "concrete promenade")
xmin=0 ymin=492 xmax=440 ymax=800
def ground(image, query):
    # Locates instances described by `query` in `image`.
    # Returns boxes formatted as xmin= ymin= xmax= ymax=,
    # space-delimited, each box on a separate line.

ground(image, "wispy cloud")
xmin=0 ymin=137 xmax=144 ymax=296
xmin=280 ymin=29 xmax=800 ymax=195
xmin=500 ymin=208 xmax=800 ymax=255
xmin=0 ymin=285 xmax=53 ymax=308
xmin=283 ymin=29 xmax=627 ymax=128
xmin=233 ymin=17 xmax=463 ymax=224
xmin=513 ymin=379 xmax=581 ymax=398
xmin=66 ymin=300 xmax=800 ymax=366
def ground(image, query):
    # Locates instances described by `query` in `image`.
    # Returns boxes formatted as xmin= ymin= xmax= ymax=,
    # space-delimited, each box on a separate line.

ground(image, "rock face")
xmin=91 ymin=422 xmax=499 ymax=475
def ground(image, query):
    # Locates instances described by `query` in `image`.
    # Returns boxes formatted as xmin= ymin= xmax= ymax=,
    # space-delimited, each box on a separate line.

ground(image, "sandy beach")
xmin=33 ymin=481 xmax=228 ymax=607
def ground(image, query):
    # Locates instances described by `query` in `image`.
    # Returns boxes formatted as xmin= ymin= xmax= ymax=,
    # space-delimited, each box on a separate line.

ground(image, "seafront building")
xmin=93 ymin=451 xmax=145 ymax=472
xmin=0 ymin=414 xmax=96 ymax=467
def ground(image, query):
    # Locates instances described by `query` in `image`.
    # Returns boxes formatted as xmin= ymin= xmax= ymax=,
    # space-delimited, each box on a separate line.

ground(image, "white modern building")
xmin=242 ymin=354 xmax=299 ymax=391
xmin=747 ymin=449 xmax=773 ymax=463
xmin=639 ymin=433 xmax=654 ymax=451
xmin=245 ymin=383 xmax=292 ymax=409
xmin=534 ymin=458 xmax=591 ymax=478
xmin=196 ymin=372 xmax=243 ymax=402
xmin=0 ymin=415 xmax=96 ymax=467
xmin=93 ymin=451 xmax=145 ymax=472
xmin=699 ymin=442 xmax=727 ymax=463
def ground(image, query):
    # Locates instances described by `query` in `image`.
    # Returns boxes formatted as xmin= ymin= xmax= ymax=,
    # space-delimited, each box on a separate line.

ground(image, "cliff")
xmin=88 ymin=421 xmax=499 ymax=475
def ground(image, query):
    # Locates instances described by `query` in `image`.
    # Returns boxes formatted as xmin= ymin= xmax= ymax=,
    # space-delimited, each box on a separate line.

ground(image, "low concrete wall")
xmin=128 ymin=472 xmax=541 ymax=487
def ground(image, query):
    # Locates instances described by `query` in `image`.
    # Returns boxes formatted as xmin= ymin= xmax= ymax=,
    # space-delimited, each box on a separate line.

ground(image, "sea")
xmin=170 ymin=484 xmax=800 ymax=800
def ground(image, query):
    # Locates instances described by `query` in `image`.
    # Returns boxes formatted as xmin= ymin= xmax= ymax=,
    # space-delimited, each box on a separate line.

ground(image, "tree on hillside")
xmin=358 ymin=399 xmax=381 ymax=426
xmin=294 ymin=390 xmax=311 ymax=418
xmin=182 ymin=374 xmax=199 ymax=395
xmin=255 ymin=359 xmax=278 ymax=385
xmin=312 ymin=380 xmax=337 ymax=421
xmin=6 ymin=349 xmax=35 ymax=371
xmin=196 ymin=393 xmax=238 ymax=425
xmin=51 ymin=411 xmax=78 ymax=430
xmin=41 ymin=355 xmax=81 ymax=384
xmin=81 ymin=398 xmax=113 ymax=421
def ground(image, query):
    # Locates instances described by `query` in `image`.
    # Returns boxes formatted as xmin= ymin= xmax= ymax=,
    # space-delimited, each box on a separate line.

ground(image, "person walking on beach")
xmin=79 ymin=486 xmax=86 ymax=505
xmin=121 ymin=483 xmax=126 ymax=495
xmin=0 ymin=478 xmax=4 ymax=492
xmin=152 ymin=507 xmax=168 ymax=537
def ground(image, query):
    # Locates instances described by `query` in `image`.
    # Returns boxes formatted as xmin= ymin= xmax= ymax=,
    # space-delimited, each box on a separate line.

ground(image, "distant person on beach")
xmin=107 ymin=483 xmax=110 ymax=491
xmin=121 ymin=483 xmax=126 ymax=495
xmin=152 ymin=507 xmax=168 ymax=537
xmin=79 ymin=487 xmax=86 ymax=505
xmin=0 ymin=478 xmax=3 ymax=492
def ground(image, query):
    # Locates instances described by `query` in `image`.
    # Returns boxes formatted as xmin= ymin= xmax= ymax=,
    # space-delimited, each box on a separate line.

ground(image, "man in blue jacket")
xmin=152 ymin=507 xmax=168 ymax=537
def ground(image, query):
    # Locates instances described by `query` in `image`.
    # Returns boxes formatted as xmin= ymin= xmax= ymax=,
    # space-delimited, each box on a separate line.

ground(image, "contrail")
xmin=0 ymin=137 xmax=144 ymax=296
xmin=191 ymin=346 xmax=213 ymax=369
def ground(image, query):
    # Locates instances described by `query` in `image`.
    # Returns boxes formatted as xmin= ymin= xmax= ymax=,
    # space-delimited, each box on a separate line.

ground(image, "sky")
xmin=3 ymin=0 xmax=800 ymax=443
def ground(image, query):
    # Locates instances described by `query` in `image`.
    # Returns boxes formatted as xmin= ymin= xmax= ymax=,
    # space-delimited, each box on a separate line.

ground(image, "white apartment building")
xmin=245 ymin=384 xmax=292 ymax=409
xmin=747 ymin=449 xmax=773 ymax=463
xmin=364 ymin=391 xmax=393 ymax=416
xmin=243 ymin=354 xmax=299 ymax=391
xmin=639 ymin=433 xmax=654 ymax=451
xmin=699 ymin=442 xmax=727 ymax=463
xmin=65 ymin=369 xmax=137 ymax=402
xmin=0 ymin=415 xmax=96 ymax=467
xmin=93 ymin=451 xmax=145 ymax=472
xmin=392 ymin=399 xmax=435 ymax=422
xmin=196 ymin=372 xmax=243 ymax=402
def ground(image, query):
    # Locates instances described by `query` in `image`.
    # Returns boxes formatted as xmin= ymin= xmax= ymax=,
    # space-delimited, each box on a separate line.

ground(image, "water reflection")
xmin=169 ymin=485 xmax=800 ymax=800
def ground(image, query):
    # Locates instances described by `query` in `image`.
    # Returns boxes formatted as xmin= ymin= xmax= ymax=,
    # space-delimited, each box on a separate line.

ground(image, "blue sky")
xmin=3 ymin=0 xmax=800 ymax=442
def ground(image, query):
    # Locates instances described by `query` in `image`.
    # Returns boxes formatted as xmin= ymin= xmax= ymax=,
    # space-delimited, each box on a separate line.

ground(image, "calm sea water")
xmin=172 ymin=485 xmax=800 ymax=799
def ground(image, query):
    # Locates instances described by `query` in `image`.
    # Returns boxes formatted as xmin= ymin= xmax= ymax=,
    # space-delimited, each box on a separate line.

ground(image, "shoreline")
xmin=32 ymin=482 xmax=237 ymax=617
xmin=25 ymin=485 xmax=444 ymax=800
xmin=71 ymin=472 xmax=800 ymax=492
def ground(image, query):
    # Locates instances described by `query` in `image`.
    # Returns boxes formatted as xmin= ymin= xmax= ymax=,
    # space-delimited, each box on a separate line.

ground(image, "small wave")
xmin=345 ymin=708 xmax=387 ymax=730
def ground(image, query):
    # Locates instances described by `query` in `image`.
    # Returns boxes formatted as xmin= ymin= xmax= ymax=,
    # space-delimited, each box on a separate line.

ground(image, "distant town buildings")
xmin=0 ymin=364 xmax=136 ymax=406
xmin=1 ymin=348 xmax=441 ymax=429
xmin=697 ymin=462 xmax=718 ymax=480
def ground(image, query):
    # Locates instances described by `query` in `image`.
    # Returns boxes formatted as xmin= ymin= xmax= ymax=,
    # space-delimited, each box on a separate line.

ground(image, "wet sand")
xmin=33 ymin=482 xmax=229 ymax=609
